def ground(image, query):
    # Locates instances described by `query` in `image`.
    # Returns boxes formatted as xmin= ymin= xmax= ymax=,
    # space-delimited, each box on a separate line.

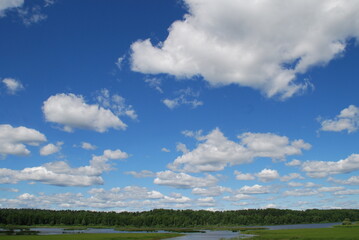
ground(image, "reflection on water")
xmin=27 ymin=222 xmax=340 ymax=239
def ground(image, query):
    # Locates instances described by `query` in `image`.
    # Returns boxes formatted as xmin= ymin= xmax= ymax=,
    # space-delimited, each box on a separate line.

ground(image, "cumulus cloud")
xmin=234 ymin=170 xmax=255 ymax=181
xmin=301 ymin=154 xmax=359 ymax=178
xmin=81 ymin=142 xmax=97 ymax=150
xmin=283 ymin=189 xmax=318 ymax=196
xmin=0 ymin=0 xmax=23 ymax=17
xmin=154 ymin=170 xmax=218 ymax=189
xmin=286 ymin=159 xmax=302 ymax=166
xmin=0 ymin=124 xmax=46 ymax=157
xmin=168 ymin=128 xmax=310 ymax=173
xmin=223 ymin=193 xmax=254 ymax=202
xmin=197 ymin=197 xmax=216 ymax=207
xmin=237 ymin=184 xmax=272 ymax=194
xmin=256 ymin=168 xmax=280 ymax=182
xmin=103 ymin=149 xmax=129 ymax=159
xmin=176 ymin=142 xmax=189 ymax=154
xmin=42 ymin=93 xmax=127 ymax=132
xmin=280 ymin=173 xmax=304 ymax=182
xmin=317 ymin=186 xmax=345 ymax=192
xmin=334 ymin=189 xmax=359 ymax=195
xmin=40 ymin=142 xmax=63 ymax=156
xmin=2 ymin=78 xmax=24 ymax=94
xmin=131 ymin=0 xmax=359 ymax=99
xmin=319 ymin=105 xmax=359 ymax=133
xmin=125 ymin=170 xmax=156 ymax=178
xmin=0 ymin=187 xmax=193 ymax=210
xmin=328 ymin=176 xmax=359 ymax=185
xmin=0 ymin=149 xmax=128 ymax=187
xmin=191 ymin=186 xmax=231 ymax=197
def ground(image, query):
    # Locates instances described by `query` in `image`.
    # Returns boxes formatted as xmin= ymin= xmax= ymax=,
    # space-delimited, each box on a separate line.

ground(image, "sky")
xmin=0 ymin=0 xmax=359 ymax=211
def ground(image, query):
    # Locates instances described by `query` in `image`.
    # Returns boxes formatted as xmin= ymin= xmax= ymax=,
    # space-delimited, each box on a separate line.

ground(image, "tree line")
xmin=1 ymin=208 xmax=358 ymax=227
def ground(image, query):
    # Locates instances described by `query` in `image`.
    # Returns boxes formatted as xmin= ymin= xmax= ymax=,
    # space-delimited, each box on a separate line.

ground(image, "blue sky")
xmin=0 ymin=0 xmax=359 ymax=211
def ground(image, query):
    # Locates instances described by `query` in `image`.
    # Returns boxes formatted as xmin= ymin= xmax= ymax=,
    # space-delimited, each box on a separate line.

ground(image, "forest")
xmin=1 ymin=208 xmax=359 ymax=227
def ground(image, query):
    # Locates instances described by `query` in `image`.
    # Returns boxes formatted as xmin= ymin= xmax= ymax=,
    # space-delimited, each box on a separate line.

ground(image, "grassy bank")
xmin=0 ymin=233 xmax=183 ymax=240
xmin=246 ymin=227 xmax=359 ymax=239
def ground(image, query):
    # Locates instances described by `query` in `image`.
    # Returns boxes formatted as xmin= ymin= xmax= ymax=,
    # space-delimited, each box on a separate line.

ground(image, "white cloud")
xmin=44 ymin=0 xmax=56 ymax=8
xmin=0 ymin=187 xmax=18 ymax=192
xmin=131 ymin=0 xmax=359 ymax=99
xmin=168 ymin=128 xmax=310 ymax=173
xmin=262 ymin=203 xmax=277 ymax=209
xmin=40 ymin=142 xmax=63 ymax=156
xmin=2 ymin=78 xmax=24 ymax=94
xmin=161 ymin=147 xmax=170 ymax=152
xmin=317 ymin=186 xmax=345 ymax=192
xmin=96 ymin=89 xmax=138 ymax=120
xmin=176 ymin=142 xmax=189 ymax=154
xmin=103 ymin=149 xmax=129 ymax=159
xmin=125 ymin=170 xmax=155 ymax=178
xmin=287 ymin=181 xmax=304 ymax=187
xmin=0 ymin=149 xmax=128 ymax=187
xmin=302 ymin=154 xmax=359 ymax=178
xmin=162 ymin=88 xmax=203 ymax=109
xmin=42 ymin=93 xmax=127 ymax=132
xmin=223 ymin=193 xmax=254 ymax=202
xmin=115 ymin=55 xmax=125 ymax=69
xmin=286 ymin=159 xmax=302 ymax=166
xmin=328 ymin=176 xmax=359 ymax=185
xmin=238 ymin=184 xmax=271 ymax=194
xmin=0 ymin=187 xmax=194 ymax=210
xmin=280 ymin=173 xmax=304 ymax=182
xmin=334 ymin=189 xmax=359 ymax=195
xmin=0 ymin=124 xmax=46 ymax=157
xmin=145 ymin=78 xmax=163 ymax=93
xmin=182 ymin=129 xmax=204 ymax=140
xmin=319 ymin=105 xmax=359 ymax=133
xmin=17 ymin=5 xmax=47 ymax=26
xmin=284 ymin=189 xmax=318 ymax=196
xmin=256 ymin=168 xmax=280 ymax=182
xmin=81 ymin=142 xmax=97 ymax=150
xmin=154 ymin=170 xmax=218 ymax=189
xmin=0 ymin=0 xmax=23 ymax=17
xmin=197 ymin=197 xmax=216 ymax=207
xmin=234 ymin=170 xmax=255 ymax=180
xmin=191 ymin=186 xmax=231 ymax=197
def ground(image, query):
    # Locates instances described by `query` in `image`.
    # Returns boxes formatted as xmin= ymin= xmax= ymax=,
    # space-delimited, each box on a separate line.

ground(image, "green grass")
xmin=246 ymin=227 xmax=359 ymax=239
xmin=0 ymin=233 xmax=183 ymax=240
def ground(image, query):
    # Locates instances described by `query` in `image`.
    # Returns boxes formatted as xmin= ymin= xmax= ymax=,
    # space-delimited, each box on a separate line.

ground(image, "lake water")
xmin=2 ymin=222 xmax=338 ymax=239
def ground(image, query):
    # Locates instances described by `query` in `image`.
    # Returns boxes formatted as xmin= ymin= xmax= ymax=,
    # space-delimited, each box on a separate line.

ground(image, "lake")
xmin=0 ymin=223 xmax=340 ymax=239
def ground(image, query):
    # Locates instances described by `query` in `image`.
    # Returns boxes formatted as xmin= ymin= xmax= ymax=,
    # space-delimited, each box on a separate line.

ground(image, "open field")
xmin=0 ymin=233 xmax=183 ymax=240
xmin=246 ymin=227 xmax=359 ymax=239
